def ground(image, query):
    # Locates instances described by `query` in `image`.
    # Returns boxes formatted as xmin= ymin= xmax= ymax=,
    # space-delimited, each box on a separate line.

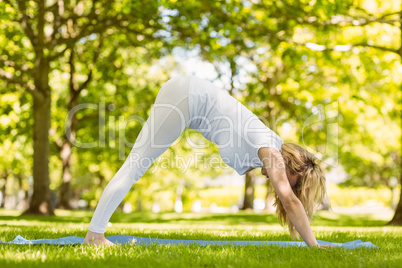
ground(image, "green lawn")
xmin=0 ymin=209 xmax=401 ymax=268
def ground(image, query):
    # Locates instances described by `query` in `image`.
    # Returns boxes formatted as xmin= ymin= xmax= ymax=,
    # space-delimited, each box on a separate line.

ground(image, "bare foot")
xmin=83 ymin=230 xmax=115 ymax=246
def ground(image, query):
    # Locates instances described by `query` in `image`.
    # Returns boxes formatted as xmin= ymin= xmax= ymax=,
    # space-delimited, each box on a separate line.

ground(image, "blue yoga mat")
xmin=0 ymin=235 xmax=378 ymax=248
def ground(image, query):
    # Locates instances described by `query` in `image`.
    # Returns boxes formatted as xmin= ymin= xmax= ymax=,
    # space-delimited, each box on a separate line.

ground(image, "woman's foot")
xmin=83 ymin=230 xmax=115 ymax=246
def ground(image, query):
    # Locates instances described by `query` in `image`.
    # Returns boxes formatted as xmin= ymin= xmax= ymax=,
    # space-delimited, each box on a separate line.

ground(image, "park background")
xmin=0 ymin=0 xmax=401 ymax=267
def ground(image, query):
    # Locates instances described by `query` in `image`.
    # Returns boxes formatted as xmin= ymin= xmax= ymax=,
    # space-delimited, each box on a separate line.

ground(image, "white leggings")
xmin=88 ymin=76 xmax=191 ymax=233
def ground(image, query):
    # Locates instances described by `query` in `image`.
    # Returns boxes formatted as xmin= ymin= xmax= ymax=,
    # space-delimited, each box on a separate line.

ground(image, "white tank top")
xmin=188 ymin=76 xmax=283 ymax=175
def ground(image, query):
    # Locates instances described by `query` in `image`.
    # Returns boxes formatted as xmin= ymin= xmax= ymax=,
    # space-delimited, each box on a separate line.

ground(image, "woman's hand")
xmin=317 ymin=244 xmax=333 ymax=249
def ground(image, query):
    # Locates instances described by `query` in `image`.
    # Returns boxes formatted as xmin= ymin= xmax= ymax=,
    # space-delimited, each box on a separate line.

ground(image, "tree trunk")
xmin=23 ymin=75 xmax=54 ymax=215
xmin=97 ymin=171 xmax=106 ymax=189
xmin=388 ymin=15 xmax=402 ymax=225
xmin=58 ymin=48 xmax=92 ymax=209
xmin=242 ymin=172 xmax=255 ymax=210
xmin=0 ymin=172 xmax=8 ymax=208
xmin=58 ymin=94 xmax=76 ymax=209
xmin=388 ymin=172 xmax=402 ymax=225
xmin=263 ymin=179 xmax=275 ymax=212
xmin=58 ymin=142 xmax=73 ymax=209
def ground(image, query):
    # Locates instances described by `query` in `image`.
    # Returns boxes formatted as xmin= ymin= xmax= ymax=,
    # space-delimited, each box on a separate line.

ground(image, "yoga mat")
xmin=0 ymin=235 xmax=378 ymax=248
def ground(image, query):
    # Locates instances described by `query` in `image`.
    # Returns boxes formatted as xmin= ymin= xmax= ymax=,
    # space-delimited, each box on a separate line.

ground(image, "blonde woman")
xmin=83 ymin=75 xmax=329 ymax=248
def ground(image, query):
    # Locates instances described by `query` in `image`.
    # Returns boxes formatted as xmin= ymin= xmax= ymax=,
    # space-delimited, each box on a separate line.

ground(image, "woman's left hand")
xmin=317 ymin=244 xmax=333 ymax=249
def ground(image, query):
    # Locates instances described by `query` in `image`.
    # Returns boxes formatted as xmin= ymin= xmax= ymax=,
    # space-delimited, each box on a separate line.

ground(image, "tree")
xmin=168 ymin=0 xmax=401 ymax=217
xmin=387 ymin=10 xmax=402 ymax=225
xmin=0 ymin=90 xmax=31 ymax=208
xmin=258 ymin=2 xmax=401 ymax=221
xmin=285 ymin=4 xmax=402 ymax=224
xmin=0 ymin=0 xmax=163 ymax=214
xmin=1 ymin=0 xmax=400 ymax=218
xmin=54 ymin=38 xmax=103 ymax=209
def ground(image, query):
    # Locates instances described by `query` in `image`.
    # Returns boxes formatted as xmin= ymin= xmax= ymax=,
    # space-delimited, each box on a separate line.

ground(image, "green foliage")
xmin=329 ymin=184 xmax=400 ymax=207
xmin=0 ymin=0 xmax=400 ymax=212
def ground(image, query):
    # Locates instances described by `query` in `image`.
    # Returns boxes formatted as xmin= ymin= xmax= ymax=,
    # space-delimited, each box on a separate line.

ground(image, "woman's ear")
xmin=285 ymin=168 xmax=299 ymax=187
xmin=261 ymin=167 xmax=269 ymax=178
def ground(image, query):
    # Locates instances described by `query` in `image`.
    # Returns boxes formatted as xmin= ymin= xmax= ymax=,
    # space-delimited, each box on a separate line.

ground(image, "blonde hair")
xmin=273 ymin=142 xmax=327 ymax=240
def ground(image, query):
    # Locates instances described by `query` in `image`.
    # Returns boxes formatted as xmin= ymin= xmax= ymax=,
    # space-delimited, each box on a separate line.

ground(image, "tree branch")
xmin=55 ymin=14 xmax=161 ymax=55
xmin=353 ymin=43 xmax=399 ymax=54
xmin=298 ymin=11 xmax=402 ymax=27
xmin=197 ymin=1 xmax=400 ymax=58
xmin=4 ymin=0 xmax=15 ymax=8
xmin=17 ymin=1 xmax=37 ymax=47
xmin=78 ymin=36 xmax=103 ymax=92
xmin=48 ymin=0 xmax=100 ymax=50
xmin=0 ymin=58 xmax=31 ymax=73
xmin=66 ymin=34 xmax=103 ymax=109
xmin=259 ymin=2 xmax=401 ymax=27
xmin=37 ymin=0 xmax=45 ymax=45
xmin=48 ymin=0 xmax=64 ymax=49
xmin=52 ymin=138 xmax=64 ymax=152
xmin=200 ymin=0 xmax=286 ymax=44
xmin=319 ymin=12 xmax=401 ymax=27
xmin=299 ymin=41 xmax=399 ymax=55
xmin=0 ymin=68 xmax=40 ymax=98
xmin=399 ymin=11 xmax=402 ymax=58
xmin=48 ymin=45 xmax=70 ymax=61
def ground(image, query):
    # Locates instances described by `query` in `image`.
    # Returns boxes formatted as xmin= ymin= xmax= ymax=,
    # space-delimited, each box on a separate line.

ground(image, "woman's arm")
xmin=258 ymin=147 xmax=319 ymax=247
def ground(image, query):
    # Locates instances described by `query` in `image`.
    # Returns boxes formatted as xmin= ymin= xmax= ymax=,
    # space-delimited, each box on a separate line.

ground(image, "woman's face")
xmin=261 ymin=167 xmax=299 ymax=187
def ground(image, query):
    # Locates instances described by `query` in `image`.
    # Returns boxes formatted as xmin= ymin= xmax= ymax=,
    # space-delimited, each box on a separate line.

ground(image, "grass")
xmin=0 ymin=209 xmax=401 ymax=268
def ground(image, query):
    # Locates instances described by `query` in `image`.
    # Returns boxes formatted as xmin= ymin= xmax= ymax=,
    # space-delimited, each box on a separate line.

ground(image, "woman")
xmin=83 ymin=75 xmax=328 ymax=248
